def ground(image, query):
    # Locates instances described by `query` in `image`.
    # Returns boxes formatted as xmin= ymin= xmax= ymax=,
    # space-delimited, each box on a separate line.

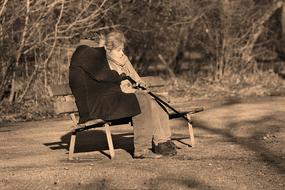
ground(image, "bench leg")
xmin=104 ymin=123 xmax=115 ymax=159
xmin=70 ymin=113 xmax=77 ymax=127
xmin=69 ymin=113 xmax=78 ymax=160
xmin=69 ymin=131 xmax=77 ymax=160
xmin=187 ymin=114 xmax=195 ymax=147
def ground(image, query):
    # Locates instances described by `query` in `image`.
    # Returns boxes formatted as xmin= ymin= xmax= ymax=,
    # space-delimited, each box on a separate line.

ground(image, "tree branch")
xmin=8 ymin=0 xmax=30 ymax=102
xmin=18 ymin=0 xmax=65 ymax=102
xmin=0 ymin=0 xmax=9 ymax=17
xmin=58 ymin=0 xmax=110 ymax=34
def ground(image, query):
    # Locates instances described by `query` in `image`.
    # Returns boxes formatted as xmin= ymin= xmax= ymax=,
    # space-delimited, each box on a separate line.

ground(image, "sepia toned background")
xmin=0 ymin=0 xmax=285 ymax=120
xmin=0 ymin=1 xmax=284 ymax=190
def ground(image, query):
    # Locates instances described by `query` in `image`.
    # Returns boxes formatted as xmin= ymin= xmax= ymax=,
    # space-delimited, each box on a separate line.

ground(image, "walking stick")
xmin=147 ymin=90 xmax=193 ymax=123
xmin=124 ymin=75 xmax=203 ymax=124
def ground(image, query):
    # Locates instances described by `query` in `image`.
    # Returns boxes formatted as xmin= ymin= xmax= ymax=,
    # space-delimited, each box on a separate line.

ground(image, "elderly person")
xmin=69 ymin=34 xmax=140 ymax=124
xmin=69 ymin=32 xmax=176 ymax=159
xmin=104 ymin=31 xmax=177 ymax=158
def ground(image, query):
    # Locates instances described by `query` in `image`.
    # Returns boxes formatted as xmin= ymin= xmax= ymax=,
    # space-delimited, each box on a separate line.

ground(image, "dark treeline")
xmin=0 ymin=0 xmax=285 ymax=105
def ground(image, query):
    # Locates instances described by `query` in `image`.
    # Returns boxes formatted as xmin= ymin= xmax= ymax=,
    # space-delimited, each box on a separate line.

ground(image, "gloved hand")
xmin=120 ymin=73 xmax=133 ymax=83
xmin=120 ymin=73 xmax=128 ymax=81
xmin=120 ymin=73 xmax=138 ymax=84
xmin=135 ymin=82 xmax=149 ymax=90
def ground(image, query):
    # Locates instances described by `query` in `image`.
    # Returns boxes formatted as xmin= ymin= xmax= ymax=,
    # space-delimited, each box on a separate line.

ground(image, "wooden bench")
xmin=48 ymin=76 xmax=203 ymax=160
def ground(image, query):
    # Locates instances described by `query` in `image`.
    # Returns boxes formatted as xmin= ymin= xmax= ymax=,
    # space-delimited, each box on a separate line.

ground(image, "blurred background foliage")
xmin=0 ymin=0 xmax=285 ymax=121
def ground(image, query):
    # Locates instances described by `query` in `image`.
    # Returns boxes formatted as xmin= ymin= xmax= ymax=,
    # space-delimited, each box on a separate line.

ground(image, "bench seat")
xmin=48 ymin=76 xmax=203 ymax=160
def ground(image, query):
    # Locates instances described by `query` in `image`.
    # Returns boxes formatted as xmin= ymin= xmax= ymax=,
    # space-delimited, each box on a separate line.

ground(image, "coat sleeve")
xmin=80 ymin=47 xmax=122 ymax=83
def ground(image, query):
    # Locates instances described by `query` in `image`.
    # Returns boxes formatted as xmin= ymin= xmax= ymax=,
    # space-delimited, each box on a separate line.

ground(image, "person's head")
xmin=79 ymin=32 xmax=105 ymax=47
xmin=105 ymin=31 xmax=126 ymax=52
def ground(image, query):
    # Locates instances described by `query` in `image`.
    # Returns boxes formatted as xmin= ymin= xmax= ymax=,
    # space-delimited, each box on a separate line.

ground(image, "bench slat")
xmin=53 ymin=99 xmax=77 ymax=114
xmin=142 ymin=76 xmax=165 ymax=88
xmin=48 ymin=76 xmax=165 ymax=97
xmin=54 ymin=97 xmax=203 ymax=117
xmin=48 ymin=84 xmax=72 ymax=97
xmin=49 ymin=75 xmax=203 ymax=116
xmin=167 ymin=107 xmax=204 ymax=118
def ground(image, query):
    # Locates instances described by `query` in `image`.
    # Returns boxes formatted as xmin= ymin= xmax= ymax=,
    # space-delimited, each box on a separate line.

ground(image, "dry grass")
xmin=1 ymin=70 xmax=284 ymax=123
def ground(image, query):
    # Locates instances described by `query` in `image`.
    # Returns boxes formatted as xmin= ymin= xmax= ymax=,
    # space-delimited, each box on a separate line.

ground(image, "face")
xmin=113 ymin=42 xmax=124 ymax=52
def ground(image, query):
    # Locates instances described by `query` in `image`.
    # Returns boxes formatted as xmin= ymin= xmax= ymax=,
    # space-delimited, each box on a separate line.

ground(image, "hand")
xmin=120 ymin=81 xmax=137 ymax=93
xmin=136 ymin=82 xmax=148 ymax=90
xmin=120 ymin=73 xmax=128 ymax=80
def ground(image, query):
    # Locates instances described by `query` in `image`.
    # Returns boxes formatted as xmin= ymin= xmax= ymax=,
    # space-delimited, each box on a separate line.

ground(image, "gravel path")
xmin=0 ymin=97 xmax=284 ymax=190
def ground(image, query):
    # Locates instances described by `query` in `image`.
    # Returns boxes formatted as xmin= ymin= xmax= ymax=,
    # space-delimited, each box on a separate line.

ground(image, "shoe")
xmin=166 ymin=140 xmax=176 ymax=149
xmin=154 ymin=141 xmax=177 ymax=156
xmin=151 ymin=140 xmax=175 ymax=152
xmin=133 ymin=150 xmax=162 ymax=159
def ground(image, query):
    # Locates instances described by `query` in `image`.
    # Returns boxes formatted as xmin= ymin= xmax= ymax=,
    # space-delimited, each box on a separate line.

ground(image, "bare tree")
xmin=1 ymin=0 xmax=284 ymax=108
xmin=281 ymin=4 xmax=285 ymax=38
xmin=0 ymin=0 xmax=118 ymax=102
xmin=0 ymin=0 xmax=9 ymax=17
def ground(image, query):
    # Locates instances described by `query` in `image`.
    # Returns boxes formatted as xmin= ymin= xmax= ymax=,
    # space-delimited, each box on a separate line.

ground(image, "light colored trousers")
xmin=132 ymin=91 xmax=172 ymax=153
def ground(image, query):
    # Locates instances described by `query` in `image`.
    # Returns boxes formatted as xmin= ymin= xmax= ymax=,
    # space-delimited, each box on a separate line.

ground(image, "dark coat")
xmin=69 ymin=45 xmax=141 ymax=123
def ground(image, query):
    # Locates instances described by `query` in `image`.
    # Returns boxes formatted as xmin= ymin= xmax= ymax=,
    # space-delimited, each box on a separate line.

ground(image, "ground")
xmin=0 ymin=96 xmax=285 ymax=190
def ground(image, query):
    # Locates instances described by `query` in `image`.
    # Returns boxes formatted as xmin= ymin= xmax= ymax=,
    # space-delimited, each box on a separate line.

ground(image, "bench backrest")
xmin=48 ymin=76 xmax=167 ymax=114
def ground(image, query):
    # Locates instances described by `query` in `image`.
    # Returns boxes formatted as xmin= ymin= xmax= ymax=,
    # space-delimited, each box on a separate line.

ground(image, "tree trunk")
xmin=9 ymin=0 xmax=30 ymax=102
xmin=241 ymin=1 xmax=284 ymax=69
xmin=0 ymin=24 xmax=3 ymax=79
xmin=281 ymin=4 xmax=285 ymax=39
xmin=215 ymin=0 xmax=232 ymax=79
xmin=0 ymin=0 xmax=9 ymax=17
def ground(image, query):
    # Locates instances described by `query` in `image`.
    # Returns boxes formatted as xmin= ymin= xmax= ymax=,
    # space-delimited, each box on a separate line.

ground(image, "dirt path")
xmin=0 ymin=97 xmax=285 ymax=190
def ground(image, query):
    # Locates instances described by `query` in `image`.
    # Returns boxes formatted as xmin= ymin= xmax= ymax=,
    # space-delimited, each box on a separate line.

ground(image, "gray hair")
xmin=82 ymin=32 xmax=105 ymax=44
xmin=105 ymin=31 xmax=126 ymax=51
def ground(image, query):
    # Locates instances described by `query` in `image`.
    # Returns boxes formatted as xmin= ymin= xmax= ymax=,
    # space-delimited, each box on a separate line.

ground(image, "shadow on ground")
xmin=194 ymin=111 xmax=285 ymax=174
xmin=44 ymin=119 xmax=192 ymax=159
xmin=44 ymin=130 xmax=134 ymax=158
